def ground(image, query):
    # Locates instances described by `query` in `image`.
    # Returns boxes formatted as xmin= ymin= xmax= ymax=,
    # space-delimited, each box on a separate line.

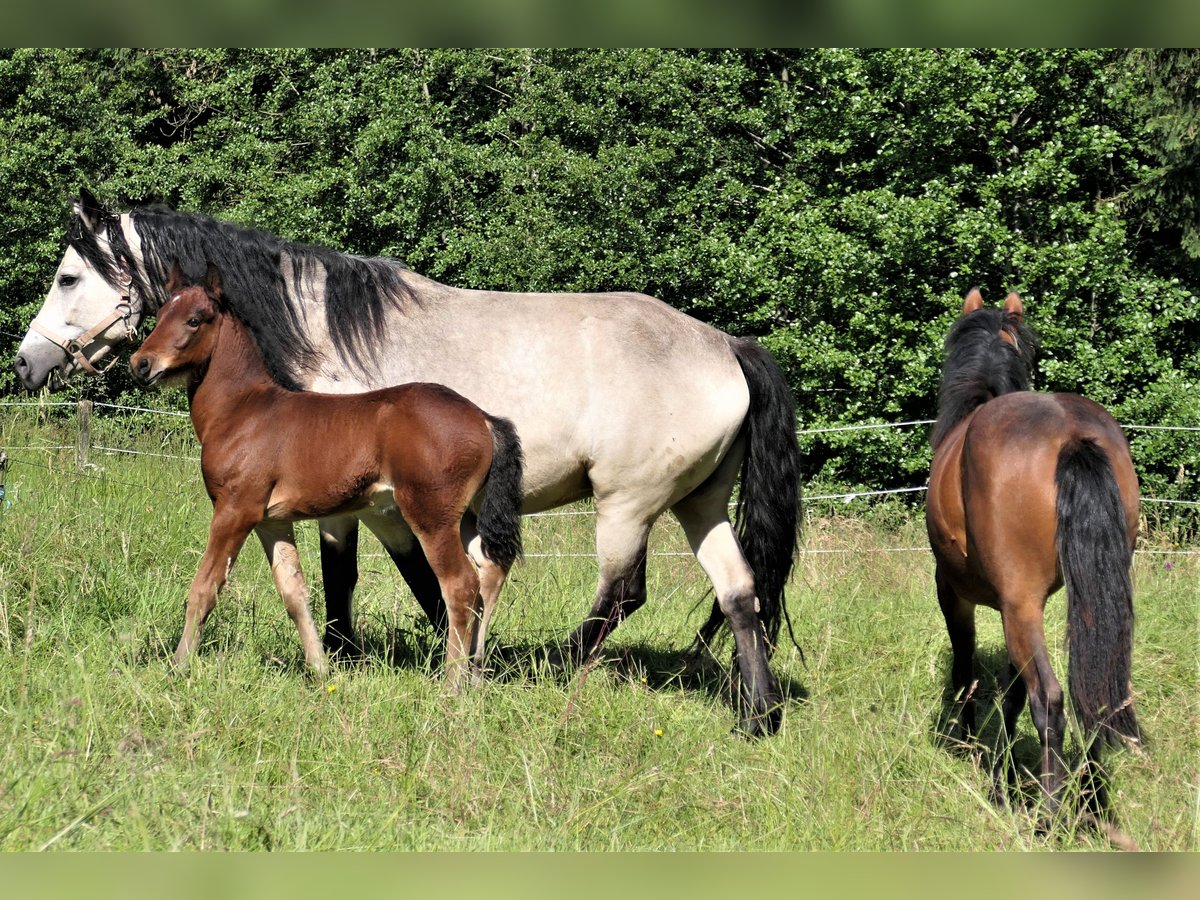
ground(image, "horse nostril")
xmin=14 ymin=355 xmax=28 ymax=377
xmin=133 ymin=356 xmax=150 ymax=380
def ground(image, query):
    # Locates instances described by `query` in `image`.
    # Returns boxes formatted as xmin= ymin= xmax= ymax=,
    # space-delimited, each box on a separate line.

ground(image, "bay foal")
xmin=131 ymin=263 xmax=524 ymax=686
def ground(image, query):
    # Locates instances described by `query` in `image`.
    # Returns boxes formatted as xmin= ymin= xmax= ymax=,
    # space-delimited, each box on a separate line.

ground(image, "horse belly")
xmin=266 ymin=479 xmax=391 ymax=522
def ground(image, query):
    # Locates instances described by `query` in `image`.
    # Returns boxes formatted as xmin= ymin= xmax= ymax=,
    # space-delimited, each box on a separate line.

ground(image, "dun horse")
xmin=130 ymin=263 xmax=525 ymax=686
xmin=16 ymin=190 xmax=800 ymax=735
xmin=926 ymin=289 xmax=1140 ymax=819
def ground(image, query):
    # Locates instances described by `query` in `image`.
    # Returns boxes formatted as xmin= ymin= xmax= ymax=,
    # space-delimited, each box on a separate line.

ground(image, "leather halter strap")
xmin=29 ymin=271 xmax=138 ymax=376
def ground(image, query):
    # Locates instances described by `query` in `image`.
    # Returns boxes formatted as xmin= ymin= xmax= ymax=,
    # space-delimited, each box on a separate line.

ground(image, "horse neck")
xmin=930 ymin=367 xmax=1027 ymax=450
xmin=188 ymin=314 xmax=283 ymax=442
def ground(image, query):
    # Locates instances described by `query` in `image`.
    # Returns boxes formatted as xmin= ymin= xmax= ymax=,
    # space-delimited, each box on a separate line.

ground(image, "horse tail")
xmin=696 ymin=337 xmax=802 ymax=655
xmin=1056 ymin=438 xmax=1140 ymax=747
xmin=477 ymin=415 xmax=525 ymax=569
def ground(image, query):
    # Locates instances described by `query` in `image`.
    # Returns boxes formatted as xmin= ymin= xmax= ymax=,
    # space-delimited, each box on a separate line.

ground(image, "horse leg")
xmin=465 ymin=525 xmax=509 ymax=680
xmin=1000 ymin=604 xmax=1067 ymax=815
xmin=991 ymin=661 xmax=1028 ymax=807
xmin=674 ymin=492 xmax=783 ymax=737
xmin=318 ymin=517 xmax=359 ymax=658
xmin=935 ymin=566 xmax=977 ymax=741
xmin=173 ymin=503 xmax=258 ymax=672
xmin=384 ymin=543 xmax=450 ymax=637
xmin=412 ymin=526 xmax=482 ymax=693
xmin=259 ymin=520 xmax=328 ymax=676
xmin=552 ymin=507 xmax=650 ymax=670
xmin=357 ymin=515 xmax=450 ymax=641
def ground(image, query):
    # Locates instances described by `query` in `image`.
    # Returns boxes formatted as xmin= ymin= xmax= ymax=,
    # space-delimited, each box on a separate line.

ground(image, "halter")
xmin=29 ymin=267 xmax=139 ymax=376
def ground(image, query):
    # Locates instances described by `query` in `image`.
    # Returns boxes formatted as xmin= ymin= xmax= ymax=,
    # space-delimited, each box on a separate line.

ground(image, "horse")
xmin=925 ymin=288 xmax=1141 ymax=821
xmin=129 ymin=262 xmax=525 ymax=688
xmin=16 ymin=189 xmax=801 ymax=735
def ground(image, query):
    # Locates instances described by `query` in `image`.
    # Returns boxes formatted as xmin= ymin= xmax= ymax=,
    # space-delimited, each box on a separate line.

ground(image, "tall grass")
xmin=0 ymin=406 xmax=1195 ymax=850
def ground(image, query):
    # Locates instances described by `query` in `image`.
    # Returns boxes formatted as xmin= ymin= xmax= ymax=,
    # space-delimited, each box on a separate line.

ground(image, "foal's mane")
xmin=111 ymin=204 xmax=413 ymax=391
xmin=930 ymin=306 xmax=1040 ymax=449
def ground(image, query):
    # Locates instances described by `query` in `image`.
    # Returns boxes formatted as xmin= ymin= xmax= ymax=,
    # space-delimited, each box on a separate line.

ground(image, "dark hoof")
xmin=735 ymin=689 xmax=784 ymax=738
xmin=544 ymin=642 xmax=586 ymax=675
xmin=323 ymin=631 xmax=362 ymax=663
xmin=736 ymin=709 xmax=782 ymax=739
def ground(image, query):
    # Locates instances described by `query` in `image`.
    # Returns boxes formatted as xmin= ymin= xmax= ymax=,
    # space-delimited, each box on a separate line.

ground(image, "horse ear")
xmin=962 ymin=288 xmax=984 ymax=315
xmin=1003 ymin=292 xmax=1024 ymax=322
xmin=203 ymin=262 xmax=223 ymax=298
xmin=165 ymin=260 xmax=186 ymax=296
xmin=73 ymin=188 xmax=106 ymax=233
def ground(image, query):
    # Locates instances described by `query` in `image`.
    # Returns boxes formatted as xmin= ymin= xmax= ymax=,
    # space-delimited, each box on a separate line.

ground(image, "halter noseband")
xmin=29 ymin=266 xmax=139 ymax=377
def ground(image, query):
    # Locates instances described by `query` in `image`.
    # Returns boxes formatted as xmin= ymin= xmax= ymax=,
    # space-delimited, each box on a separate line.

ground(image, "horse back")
xmin=928 ymin=392 xmax=1136 ymax=607
xmin=368 ymin=383 xmax=496 ymax=515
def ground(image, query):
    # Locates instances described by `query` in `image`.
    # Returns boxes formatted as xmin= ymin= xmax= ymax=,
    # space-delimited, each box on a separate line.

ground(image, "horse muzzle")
xmin=130 ymin=352 xmax=169 ymax=388
xmin=13 ymin=340 xmax=65 ymax=392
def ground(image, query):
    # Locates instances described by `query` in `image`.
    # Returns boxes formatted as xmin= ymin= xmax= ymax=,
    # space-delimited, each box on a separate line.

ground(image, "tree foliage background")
xmin=0 ymin=48 xmax=1195 ymax=502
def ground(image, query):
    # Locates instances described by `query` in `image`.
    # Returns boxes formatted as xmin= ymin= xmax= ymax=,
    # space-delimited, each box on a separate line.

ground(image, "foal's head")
xmin=131 ymin=262 xmax=225 ymax=388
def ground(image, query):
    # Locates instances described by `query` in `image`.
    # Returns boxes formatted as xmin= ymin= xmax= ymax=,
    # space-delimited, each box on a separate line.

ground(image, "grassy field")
xmin=0 ymin=405 xmax=1196 ymax=851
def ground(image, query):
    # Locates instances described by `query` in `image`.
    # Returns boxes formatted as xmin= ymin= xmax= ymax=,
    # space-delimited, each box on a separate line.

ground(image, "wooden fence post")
xmin=77 ymin=400 xmax=92 ymax=469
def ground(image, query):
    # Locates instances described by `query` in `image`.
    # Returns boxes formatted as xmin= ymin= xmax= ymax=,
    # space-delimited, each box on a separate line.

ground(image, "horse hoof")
xmin=544 ymin=644 xmax=580 ymax=677
xmin=323 ymin=633 xmax=362 ymax=663
xmin=736 ymin=703 xmax=783 ymax=739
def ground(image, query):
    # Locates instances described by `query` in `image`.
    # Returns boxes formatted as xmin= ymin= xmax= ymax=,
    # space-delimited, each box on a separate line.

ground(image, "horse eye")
xmin=58 ymin=274 xmax=78 ymax=287
xmin=186 ymin=317 xmax=201 ymax=328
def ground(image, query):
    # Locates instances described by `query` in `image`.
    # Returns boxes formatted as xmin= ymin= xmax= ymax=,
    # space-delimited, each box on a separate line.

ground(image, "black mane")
xmin=68 ymin=209 xmax=148 ymax=304
xmin=930 ymin=307 xmax=1040 ymax=449
xmin=128 ymin=206 xmax=414 ymax=391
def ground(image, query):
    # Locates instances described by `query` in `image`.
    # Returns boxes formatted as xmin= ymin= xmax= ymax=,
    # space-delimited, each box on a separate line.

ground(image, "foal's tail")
xmin=477 ymin=415 xmax=525 ymax=570
xmin=696 ymin=337 xmax=802 ymax=655
xmin=1056 ymin=438 xmax=1140 ymax=747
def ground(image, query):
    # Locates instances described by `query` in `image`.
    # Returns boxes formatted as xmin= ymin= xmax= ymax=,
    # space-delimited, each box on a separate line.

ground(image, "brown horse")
xmin=926 ymin=289 xmax=1140 ymax=820
xmin=130 ymin=262 xmax=524 ymax=688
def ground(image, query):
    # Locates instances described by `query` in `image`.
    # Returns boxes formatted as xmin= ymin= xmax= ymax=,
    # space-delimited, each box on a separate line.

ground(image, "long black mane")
xmin=80 ymin=200 xmax=415 ymax=391
xmin=931 ymin=307 xmax=1040 ymax=449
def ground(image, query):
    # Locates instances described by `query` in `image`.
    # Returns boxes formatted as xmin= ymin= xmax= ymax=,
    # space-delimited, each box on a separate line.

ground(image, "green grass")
xmin=0 ymin=406 xmax=1196 ymax=850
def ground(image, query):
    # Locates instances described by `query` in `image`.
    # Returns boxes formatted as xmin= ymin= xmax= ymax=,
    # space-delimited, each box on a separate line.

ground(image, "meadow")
xmin=0 ymin=404 xmax=1195 ymax=851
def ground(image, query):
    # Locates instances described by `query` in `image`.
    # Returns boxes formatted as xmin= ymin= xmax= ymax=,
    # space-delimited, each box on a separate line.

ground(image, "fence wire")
xmin=3 ymin=404 xmax=1196 ymax=556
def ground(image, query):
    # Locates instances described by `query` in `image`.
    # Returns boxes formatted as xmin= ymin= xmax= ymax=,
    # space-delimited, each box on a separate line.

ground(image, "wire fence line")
xmin=3 ymin=398 xmax=1198 ymax=434
xmin=2 ymin=403 xmax=1196 ymax=516
xmin=3 ymin=455 xmax=1196 ymax=559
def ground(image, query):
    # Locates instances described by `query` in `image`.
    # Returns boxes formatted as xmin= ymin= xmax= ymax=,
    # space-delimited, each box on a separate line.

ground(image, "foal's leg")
xmin=357 ymin=514 xmax=451 ymax=643
xmin=553 ymin=506 xmax=651 ymax=669
xmin=318 ymin=517 xmax=359 ymax=658
xmin=674 ymin=491 xmax=783 ymax=737
xmin=472 ymin=559 xmax=508 ymax=674
xmin=174 ymin=504 xmax=259 ymax=671
xmin=259 ymin=520 xmax=328 ymax=676
xmin=1000 ymin=602 xmax=1067 ymax=814
xmin=935 ymin=566 xmax=978 ymax=740
xmin=412 ymin=526 xmax=482 ymax=692
xmin=384 ymin=543 xmax=450 ymax=637
xmin=463 ymin=525 xmax=510 ymax=678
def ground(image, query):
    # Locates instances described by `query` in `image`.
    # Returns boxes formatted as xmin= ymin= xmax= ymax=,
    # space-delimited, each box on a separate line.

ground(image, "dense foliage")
xmin=0 ymin=49 xmax=1195 ymax=502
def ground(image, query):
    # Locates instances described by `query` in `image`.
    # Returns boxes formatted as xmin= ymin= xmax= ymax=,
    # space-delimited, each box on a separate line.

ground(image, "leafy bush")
xmin=0 ymin=49 xmax=1194 ymax=506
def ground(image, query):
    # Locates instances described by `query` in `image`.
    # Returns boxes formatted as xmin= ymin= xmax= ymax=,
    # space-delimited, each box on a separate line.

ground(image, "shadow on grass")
xmin=931 ymin=642 xmax=1043 ymax=768
xmin=478 ymin=635 xmax=809 ymax=723
xmin=144 ymin=610 xmax=808 ymax=724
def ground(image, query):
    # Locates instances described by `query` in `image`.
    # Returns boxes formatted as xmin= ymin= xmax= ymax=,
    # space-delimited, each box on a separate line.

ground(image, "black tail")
xmin=696 ymin=337 xmax=802 ymax=655
xmin=1056 ymin=438 xmax=1140 ymax=747
xmin=477 ymin=415 xmax=525 ymax=569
